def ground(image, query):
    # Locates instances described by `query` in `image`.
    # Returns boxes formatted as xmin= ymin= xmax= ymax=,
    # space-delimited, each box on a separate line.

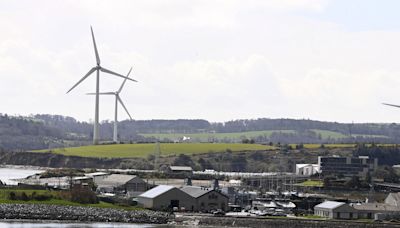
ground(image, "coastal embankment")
xmin=0 ymin=151 xmax=128 ymax=169
xmin=0 ymin=204 xmax=170 ymax=224
xmin=174 ymin=214 xmax=400 ymax=228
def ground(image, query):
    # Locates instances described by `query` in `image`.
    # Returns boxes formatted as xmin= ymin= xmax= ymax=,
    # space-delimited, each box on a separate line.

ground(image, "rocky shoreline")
xmin=0 ymin=204 xmax=170 ymax=224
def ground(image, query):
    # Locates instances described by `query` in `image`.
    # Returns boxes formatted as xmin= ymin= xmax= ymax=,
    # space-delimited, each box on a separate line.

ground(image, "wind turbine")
xmin=67 ymin=26 xmax=137 ymax=145
xmin=382 ymin=103 xmax=400 ymax=109
xmin=87 ymin=67 xmax=135 ymax=143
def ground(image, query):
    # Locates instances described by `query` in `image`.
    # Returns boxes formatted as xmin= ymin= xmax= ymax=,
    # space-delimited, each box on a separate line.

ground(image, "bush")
xmin=8 ymin=191 xmax=16 ymax=200
xmin=67 ymin=186 xmax=98 ymax=204
xmin=20 ymin=192 xmax=29 ymax=201
xmin=33 ymin=193 xmax=53 ymax=201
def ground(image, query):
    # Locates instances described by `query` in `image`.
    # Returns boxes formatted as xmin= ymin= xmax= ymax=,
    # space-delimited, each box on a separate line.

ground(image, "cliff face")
xmin=0 ymin=151 xmax=127 ymax=169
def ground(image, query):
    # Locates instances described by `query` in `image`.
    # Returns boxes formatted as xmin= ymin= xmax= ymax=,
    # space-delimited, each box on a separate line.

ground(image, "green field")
xmin=296 ymin=180 xmax=324 ymax=187
xmin=310 ymin=129 xmax=347 ymax=139
xmin=139 ymin=130 xmax=296 ymax=142
xmin=140 ymin=129 xmax=388 ymax=142
xmin=34 ymin=143 xmax=273 ymax=158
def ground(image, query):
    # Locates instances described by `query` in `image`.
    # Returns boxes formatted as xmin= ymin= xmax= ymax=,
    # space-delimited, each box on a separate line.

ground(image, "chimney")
xmin=212 ymin=179 xmax=219 ymax=190
xmin=184 ymin=177 xmax=192 ymax=186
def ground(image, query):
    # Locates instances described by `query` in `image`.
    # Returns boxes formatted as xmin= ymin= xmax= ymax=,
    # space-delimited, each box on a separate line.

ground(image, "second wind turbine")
xmin=67 ymin=26 xmax=137 ymax=145
xmin=87 ymin=68 xmax=134 ymax=143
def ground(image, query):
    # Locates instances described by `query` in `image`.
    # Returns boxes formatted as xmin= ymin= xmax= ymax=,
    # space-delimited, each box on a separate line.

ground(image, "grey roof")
xmin=139 ymin=185 xmax=175 ymax=198
xmin=96 ymin=174 xmax=138 ymax=187
xmin=388 ymin=192 xmax=400 ymax=202
xmin=85 ymin=172 xmax=109 ymax=177
xmin=169 ymin=166 xmax=193 ymax=171
xmin=314 ymin=201 xmax=345 ymax=210
xmin=353 ymin=203 xmax=400 ymax=212
xmin=181 ymin=186 xmax=227 ymax=198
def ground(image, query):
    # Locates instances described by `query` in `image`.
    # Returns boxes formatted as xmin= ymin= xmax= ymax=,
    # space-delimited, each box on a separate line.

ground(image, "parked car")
xmin=213 ymin=209 xmax=225 ymax=216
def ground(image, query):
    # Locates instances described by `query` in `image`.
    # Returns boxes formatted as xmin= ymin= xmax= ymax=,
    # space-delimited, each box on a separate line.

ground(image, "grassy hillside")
xmin=140 ymin=130 xmax=296 ymax=142
xmin=33 ymin=143 xmax=273 ymax=158
xmin=140 ymin=129 xmax=388 ymax=142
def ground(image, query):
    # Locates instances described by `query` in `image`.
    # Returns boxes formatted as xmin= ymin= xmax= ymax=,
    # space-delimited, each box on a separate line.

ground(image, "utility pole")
xmin=154 ymin=142 xmax=161 ymax=171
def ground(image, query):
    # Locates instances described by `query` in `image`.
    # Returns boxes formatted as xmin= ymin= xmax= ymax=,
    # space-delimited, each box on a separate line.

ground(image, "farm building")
xmin=138 ymin=185 xmax=195 ymax=211
xmin=181 ymin=186 xmax=229 ymax=212
xmin=314 ymin=201 xmax=358 ymax=219
xmin=95 ymin=174 xmax=147 ymax=196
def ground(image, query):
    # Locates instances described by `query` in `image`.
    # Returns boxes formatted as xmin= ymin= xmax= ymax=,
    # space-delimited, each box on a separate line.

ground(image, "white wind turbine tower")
xmin=67 ymin=26 xmax=137 ymax=145
xmin=87 ymin=67 xmax=135 ymax=143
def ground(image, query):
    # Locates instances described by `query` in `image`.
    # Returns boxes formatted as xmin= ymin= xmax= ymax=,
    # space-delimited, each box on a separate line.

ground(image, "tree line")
xmin=2 ymin=113 xmax=400 ymax=151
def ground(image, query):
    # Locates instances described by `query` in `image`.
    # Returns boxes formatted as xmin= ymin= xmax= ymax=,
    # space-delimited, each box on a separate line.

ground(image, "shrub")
xmin=69 ymin=186 xmax=98 ymax=204
xmin=20 ymin=192 xmax=29 ymax=201
xmin=33 ymin=193 xmax=53 ymax=201
xmin=8 ymin=191 xmax=16 ymax=200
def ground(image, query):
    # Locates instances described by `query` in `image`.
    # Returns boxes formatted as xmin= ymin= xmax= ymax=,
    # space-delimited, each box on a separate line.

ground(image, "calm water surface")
xmin=0 ymin=222 xmax=174 ymax=228
xmin=0 ymin=167 xmax=43 ymax=185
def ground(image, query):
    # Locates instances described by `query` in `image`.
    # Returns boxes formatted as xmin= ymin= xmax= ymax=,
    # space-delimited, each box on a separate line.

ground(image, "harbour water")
xmin=0 ymin=222 xmax=170 ymax=228
xmin=0 ymin=166 xmax=44 ymax=185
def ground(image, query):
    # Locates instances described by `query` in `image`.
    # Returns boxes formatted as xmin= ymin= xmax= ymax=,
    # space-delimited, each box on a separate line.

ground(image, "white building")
xmin=295 ymin=164 xmax=320 ymax=176
xmin=85 ymin=172 xmax=109 ymax=183
xmin=314 ymin=201 xmax=358 ymax=219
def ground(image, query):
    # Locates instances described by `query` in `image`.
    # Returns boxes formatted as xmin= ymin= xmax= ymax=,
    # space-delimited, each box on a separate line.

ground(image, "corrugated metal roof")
xmin=170 ymin=166 xmax=193 ymax=171
xmin=85 ymin=172 xmax=109 ymax=177
xmin=388 ymin=192 xmax=400 ymax=202
xmin=315 ymin=201 xmax=345 ymax=209
xmin=181 ymin=186 xmax=212 ymax=198
xmin=96 ymin=174 xmax=137 ymax=187
xmin=353 ymin=203 xmax=400 ymax=212
xmin=139 ymin=185 xmax=175 ymax=198
xmin=296 ymin=164 xmax=311 ymax=168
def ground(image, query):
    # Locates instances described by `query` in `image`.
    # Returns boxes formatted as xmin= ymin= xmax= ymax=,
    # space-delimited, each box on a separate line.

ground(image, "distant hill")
xmin=1 ymin=113 xmax=400 ymax=151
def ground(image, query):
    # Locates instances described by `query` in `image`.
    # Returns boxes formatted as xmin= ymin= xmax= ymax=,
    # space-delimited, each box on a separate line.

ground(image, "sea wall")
xmin=175 ymin=215 xmax=400 ymax=228
xmin=0 ymin=204 xmax=170 ymax=224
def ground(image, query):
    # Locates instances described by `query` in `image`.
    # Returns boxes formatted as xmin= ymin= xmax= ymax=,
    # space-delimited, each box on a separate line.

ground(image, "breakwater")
xmin=0 ymin=204 xmax=170 ymax=224
xmin=175 ymin=215 xmax=400 ymax=228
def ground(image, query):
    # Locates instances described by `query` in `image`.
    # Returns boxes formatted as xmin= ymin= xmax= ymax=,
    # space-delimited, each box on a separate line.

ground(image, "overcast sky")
xmin=2 ymin=0 xmax=400 ymax=123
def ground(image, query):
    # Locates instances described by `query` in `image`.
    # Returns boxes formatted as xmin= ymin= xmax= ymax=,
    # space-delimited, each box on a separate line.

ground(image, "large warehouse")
xmin=138 ymin=185 xmax=195 ymax=211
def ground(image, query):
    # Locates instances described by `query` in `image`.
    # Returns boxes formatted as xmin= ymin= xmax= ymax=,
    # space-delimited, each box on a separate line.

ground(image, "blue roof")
xmin=139 ymin=185 xmax=175 ymax=198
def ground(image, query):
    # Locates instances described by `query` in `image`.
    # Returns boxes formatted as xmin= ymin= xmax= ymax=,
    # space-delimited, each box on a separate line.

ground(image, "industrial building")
xmin=318 ymin=156 xmax=377 ymax=178
xmin=138 ymin=185 xmax=195 ymax=211
xmin=95 ymin=174 xmax=147 ymax=196
xmin=181 ymin=186 xmax=229 ymax=212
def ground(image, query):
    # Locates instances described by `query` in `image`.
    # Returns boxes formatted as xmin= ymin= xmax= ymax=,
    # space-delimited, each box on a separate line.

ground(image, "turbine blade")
xmin=100 ymin=67 xmax=138 ymax=82
xmin=66 ymin=67 xmax=96 ymax=93
xmin=118 ymin=67 xmax=133 ymax=93
xmin=86 ymin=92 xmax=115 ymax=95
xmin=91 ymin=26 xmax=100 ymax=65
xmin=117 ymin=95 xmax=132 ymax=120
xmin=382 ymin=103 xmax=400 ymax=109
